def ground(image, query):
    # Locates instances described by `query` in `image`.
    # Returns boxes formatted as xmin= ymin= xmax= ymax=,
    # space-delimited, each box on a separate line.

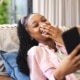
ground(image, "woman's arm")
xmin=54 ymin=44 xmax=80 ymax=80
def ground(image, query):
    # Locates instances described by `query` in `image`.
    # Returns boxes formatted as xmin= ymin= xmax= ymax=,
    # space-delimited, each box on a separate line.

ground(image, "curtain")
xmin=33 ymin=0 xmax=80 ymax=26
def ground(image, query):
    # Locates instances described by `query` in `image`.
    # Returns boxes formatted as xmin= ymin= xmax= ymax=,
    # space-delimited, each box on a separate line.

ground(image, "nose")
xmin=40 ymin=23 xmax=47 ymax=27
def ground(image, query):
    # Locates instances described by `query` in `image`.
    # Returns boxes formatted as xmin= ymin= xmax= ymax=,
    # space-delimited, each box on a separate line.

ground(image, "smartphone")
xmin=62 ymin=27 xmax=80 ymax=55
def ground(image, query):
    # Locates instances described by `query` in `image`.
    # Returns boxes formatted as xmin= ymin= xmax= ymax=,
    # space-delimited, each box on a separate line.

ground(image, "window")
xmin=9 ymin=0 xmax=32 ymax=23
xmin=0 ymin=0 xmax=32 ymax=24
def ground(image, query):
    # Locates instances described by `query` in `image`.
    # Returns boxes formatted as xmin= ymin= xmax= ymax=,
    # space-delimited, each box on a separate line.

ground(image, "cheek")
xmin=29 ymin=28 xmax=40 ymax=36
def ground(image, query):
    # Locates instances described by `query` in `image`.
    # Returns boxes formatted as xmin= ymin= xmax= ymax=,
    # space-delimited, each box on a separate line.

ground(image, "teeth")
xmin=42 ymin=31 xmax=47 ymax=35
xmin=40 ymin=28 xmax=47 ymax=35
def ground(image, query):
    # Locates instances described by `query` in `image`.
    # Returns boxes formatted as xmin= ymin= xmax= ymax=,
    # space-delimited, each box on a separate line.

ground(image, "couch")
xmin=0 ymin=24 xmax=30 ymax=80
xmin=0 ymin=24 xmax=19 ymax=80
xmin=0 ymin=24 xmax=74 ymax=80
xmin=0 ymin=24 xmax=19 ymax=52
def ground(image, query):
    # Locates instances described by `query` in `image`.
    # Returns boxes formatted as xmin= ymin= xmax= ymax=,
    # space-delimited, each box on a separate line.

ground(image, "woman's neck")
xmin=41 ymin=39 xmax=57 ymax=51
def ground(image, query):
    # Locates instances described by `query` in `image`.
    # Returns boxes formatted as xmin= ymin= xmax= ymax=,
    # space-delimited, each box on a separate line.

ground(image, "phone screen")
xmin=62 ymin=27 xmax=80 ymax=55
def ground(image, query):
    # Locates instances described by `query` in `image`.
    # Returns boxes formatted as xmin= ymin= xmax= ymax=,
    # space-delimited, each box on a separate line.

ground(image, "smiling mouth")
xmin=40 ymin=30 xmax=47 ymax=35
xmin=42 ymin=31 xmax=47 ymax=35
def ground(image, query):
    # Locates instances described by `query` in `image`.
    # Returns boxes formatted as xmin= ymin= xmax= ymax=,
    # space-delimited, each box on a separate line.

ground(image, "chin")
xmin=42 ymin=37 xmax=51 ymax=42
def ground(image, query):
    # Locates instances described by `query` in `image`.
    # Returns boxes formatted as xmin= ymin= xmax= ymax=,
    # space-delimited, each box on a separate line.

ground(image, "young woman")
xmin=17 ymin=13 xmax=80 ymax=80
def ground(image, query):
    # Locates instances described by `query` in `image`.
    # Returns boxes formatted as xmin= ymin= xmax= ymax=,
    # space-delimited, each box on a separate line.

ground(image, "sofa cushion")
xmin=0 ymin=24 xmax=19 ymax=52
xmin=1 ymin=51 xmax=30 ymax=80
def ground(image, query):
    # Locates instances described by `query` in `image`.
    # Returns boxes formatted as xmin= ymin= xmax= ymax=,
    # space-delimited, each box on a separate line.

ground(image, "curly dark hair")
xmin=16 ymin=14 xmax=38 ymax=76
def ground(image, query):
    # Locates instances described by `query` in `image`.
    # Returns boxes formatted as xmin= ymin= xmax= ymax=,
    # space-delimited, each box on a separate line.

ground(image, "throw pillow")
xmin=1 ymin=51 xmax=30 ymax=80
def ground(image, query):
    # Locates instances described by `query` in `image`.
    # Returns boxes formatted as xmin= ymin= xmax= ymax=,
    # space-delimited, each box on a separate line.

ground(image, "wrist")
xmin=54 ymin=70 xmax=66 ymax=80
xmin=54 ymin=75 xmax=66 ymax=80
xmin=54 ymin=74 xmax=66 ymax=80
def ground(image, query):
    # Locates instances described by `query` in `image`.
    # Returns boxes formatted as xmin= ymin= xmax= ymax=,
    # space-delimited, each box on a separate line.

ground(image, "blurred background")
xmin=0 ymin=0 xmax=80 ymax=26
xmin=0 ymin=0 xmax=32 ymax=24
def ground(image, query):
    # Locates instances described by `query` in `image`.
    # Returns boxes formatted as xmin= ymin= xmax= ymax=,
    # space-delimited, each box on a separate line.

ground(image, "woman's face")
xmin=25 ymin=13 xmax=51 ymax=43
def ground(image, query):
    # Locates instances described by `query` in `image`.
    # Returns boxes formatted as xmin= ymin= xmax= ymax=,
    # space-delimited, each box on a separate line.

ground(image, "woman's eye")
xmin=33 ymin=23 xmax=39 ymax=27
xmin=41 ymin=18 xmax=47 ymax=22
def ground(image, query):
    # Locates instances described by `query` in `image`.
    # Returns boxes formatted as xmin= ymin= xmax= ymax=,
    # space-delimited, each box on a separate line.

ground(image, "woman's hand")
xmin=40 ymin=25 xmax=64 ymax=44
xmin=54 ymin=44 xmax=80 ymax=80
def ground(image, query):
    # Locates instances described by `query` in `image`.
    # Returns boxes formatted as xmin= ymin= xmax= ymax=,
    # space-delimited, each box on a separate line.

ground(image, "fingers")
xmin=40 ymin=27 xmax=54 ymax=39
xmin=70 ymin=44 xmax=80 ymax=58
xmin=68 ymin=44 xmax=80 ymax=71
xmin=40 ymin=25 xmax=52 ymax=32
xmin=40 ymin=25 xmax=58 ymax=35
xmin=74 ymin=54 xmax=80 ymax=63
xmin=75 ymin=60 xmax=80 ymax=67
xmin=74 ymin=60 xmax=80 ymax=70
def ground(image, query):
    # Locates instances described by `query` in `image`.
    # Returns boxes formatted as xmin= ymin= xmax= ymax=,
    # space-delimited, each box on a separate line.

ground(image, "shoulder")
xmin=27 ymin=46 xmax=43 ymax=56
xmin=27 ymin=46 xmax=45 ymax=64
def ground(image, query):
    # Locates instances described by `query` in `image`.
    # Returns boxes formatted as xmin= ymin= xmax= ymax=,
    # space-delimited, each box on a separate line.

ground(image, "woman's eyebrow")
xmin=41 ymin=16 xmax=45 ymax=19
xmin=31 ymin=16 xmax=45 ymax=25
xmin=32 ymin=21 xmax=37 ymax=25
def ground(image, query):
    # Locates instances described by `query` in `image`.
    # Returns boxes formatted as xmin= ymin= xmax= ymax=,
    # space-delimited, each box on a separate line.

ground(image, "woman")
xmin=17 ymin=13 xmax=80 ymax=80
